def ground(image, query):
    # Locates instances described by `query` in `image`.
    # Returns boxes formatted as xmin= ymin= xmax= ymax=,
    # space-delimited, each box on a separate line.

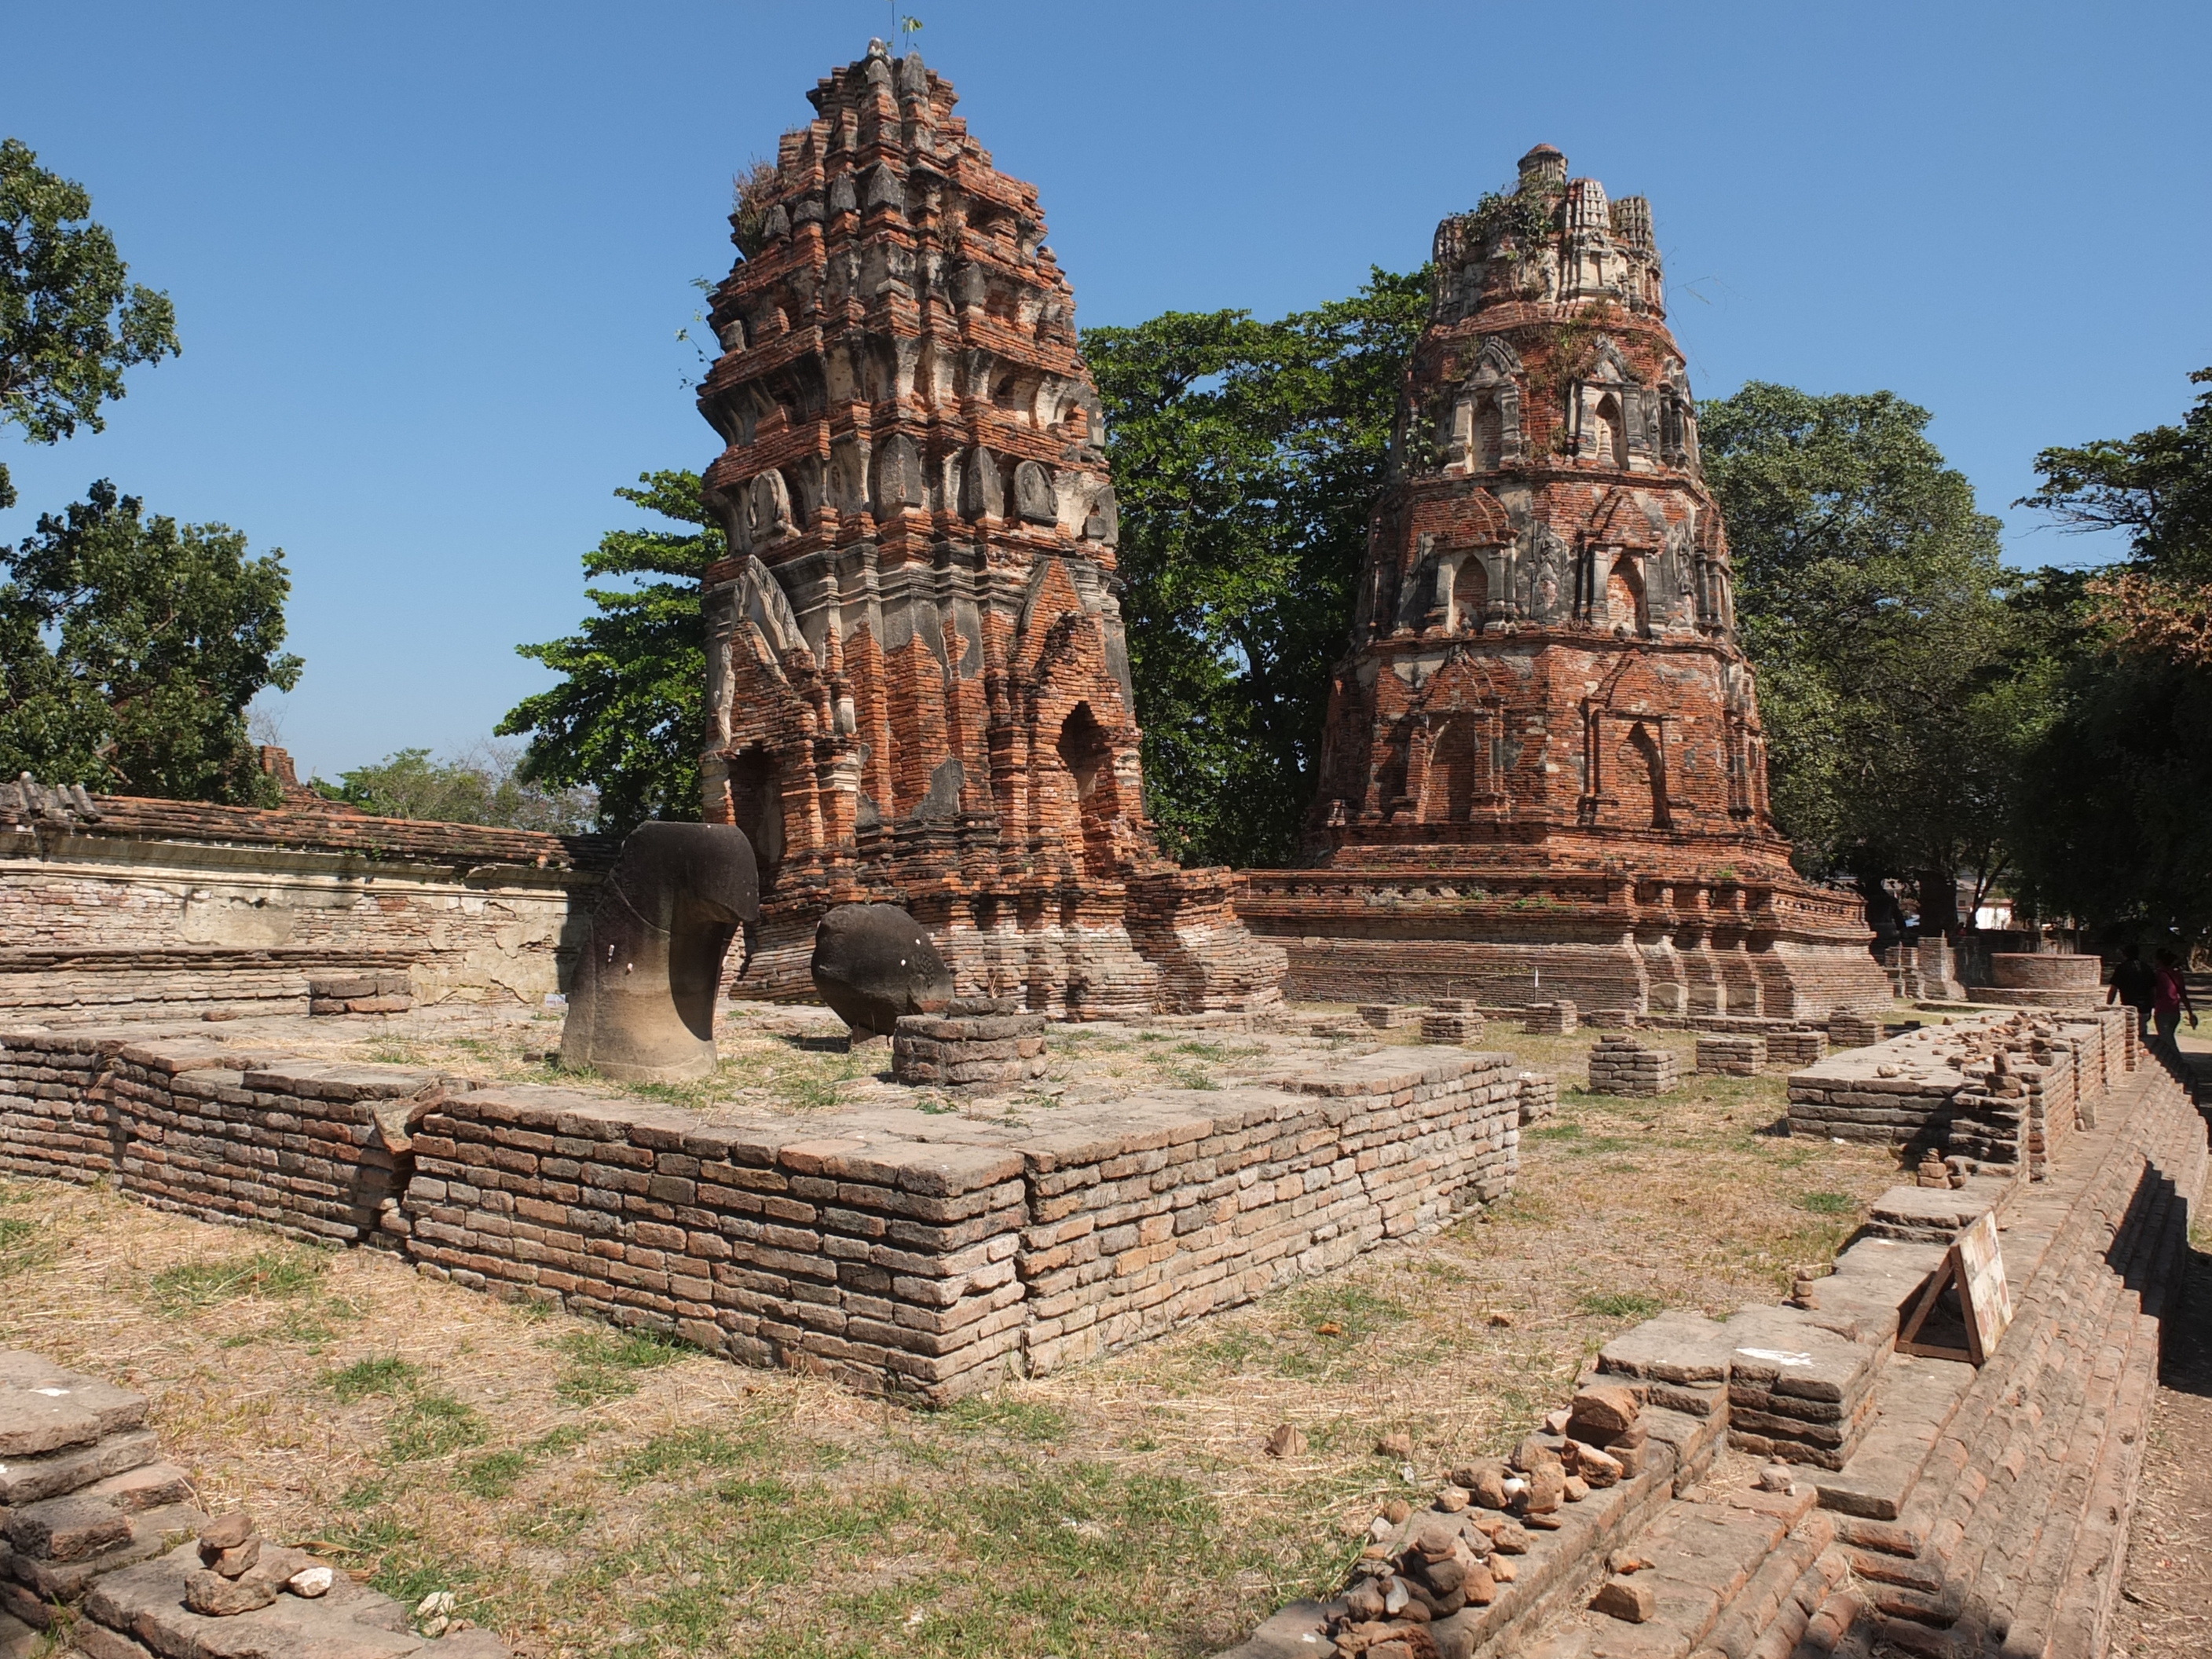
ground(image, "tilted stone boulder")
xmin=811 ymin=903 xmax=954 ymax=1038
xmin=560 ymin=822 xmax=758 ymax=1082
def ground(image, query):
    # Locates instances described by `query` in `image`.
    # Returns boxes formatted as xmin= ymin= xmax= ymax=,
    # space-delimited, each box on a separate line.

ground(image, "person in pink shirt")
xmin=2150 ymin=948 xmax=2197 ymax=1061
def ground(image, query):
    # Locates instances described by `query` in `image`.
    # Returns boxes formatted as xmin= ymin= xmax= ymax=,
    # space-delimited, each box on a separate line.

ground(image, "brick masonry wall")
xmin=0 ymin=1030 xmax=463 ymax=1247
xmin=1784 ymin=1007 xmax=2130 ymax=1175
xmin=0 ymin=1030 xmax=1522 ymax=1403
xmin=0 ymin=795 xmax=610 ymax=1023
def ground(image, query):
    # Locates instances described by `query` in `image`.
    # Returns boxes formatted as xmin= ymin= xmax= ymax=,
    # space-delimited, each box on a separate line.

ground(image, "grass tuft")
xmin=324 ymin=1356 xmax=423 ymax=1401
xmin=383 ymin=1390 xmax=486 ymax=1463
xmin=150 ymin=1250 xmax=325 ymax=1314
xmin=1578 ymin=1291 xmax=1664 ymax=1320
xmin=1799 ymin=1191 xmax=1859 ymax=1215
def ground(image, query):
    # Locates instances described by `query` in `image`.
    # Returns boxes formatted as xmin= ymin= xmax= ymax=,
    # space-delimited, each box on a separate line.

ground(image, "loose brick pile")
xmin=1584 ymin=1036 xmax=1675 ymax=1097
xmin=1694 ymin=1033 xmax=1764 ymax=1076
xmin=890 ymin=1007 xmax=1049 ymax=1094
xmin=0 ymin=1353 xmax=203 ymax=1643
xmin=307 ymin=972 xmax=413 ymax=1016
xmin=1360 ymin=1004 xmax=1419 ymax=1031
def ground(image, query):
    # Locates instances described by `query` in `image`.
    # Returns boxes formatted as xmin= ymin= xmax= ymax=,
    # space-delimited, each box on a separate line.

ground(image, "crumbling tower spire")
xmin=1236 ymin=149 xmax=1890 ymax=1017
xmin=692 ymin=46 xmax=1284 ymax=1016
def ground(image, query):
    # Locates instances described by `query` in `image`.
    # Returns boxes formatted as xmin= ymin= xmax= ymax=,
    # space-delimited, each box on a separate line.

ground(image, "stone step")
xmin=1509 ymin=1488 xmax=1814 ymax=1659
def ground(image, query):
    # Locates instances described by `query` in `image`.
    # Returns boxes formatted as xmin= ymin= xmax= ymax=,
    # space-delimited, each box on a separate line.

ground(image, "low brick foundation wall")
xmin=0 ymin=1029 xmax=1528 ymax=1402
xmin=1785 ymin=1006 xmax=2129 ymax=1176
xmin=1694 ymin=1034 xmax=1765 ymax=1076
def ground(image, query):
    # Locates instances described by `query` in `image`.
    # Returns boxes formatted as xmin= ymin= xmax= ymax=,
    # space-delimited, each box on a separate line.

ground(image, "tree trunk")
xmin=1916 ymin=868 xmax=1961 ymax=939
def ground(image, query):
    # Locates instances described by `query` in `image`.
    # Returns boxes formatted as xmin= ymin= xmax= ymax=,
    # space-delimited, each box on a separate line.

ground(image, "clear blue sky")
xmin=5 ymin=1 xmax=2207 ymax=781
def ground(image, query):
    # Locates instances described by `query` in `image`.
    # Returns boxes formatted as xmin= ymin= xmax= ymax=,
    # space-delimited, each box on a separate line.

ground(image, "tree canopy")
xmin=1085 ymin=267 xmax=1428 ymax=866
xmin=318 ymin=740 xmax=597 ymax=833
xmin=1701 ymin=383 xmax=2036 ymax=925
xmin=0 ymin=138 xmax=178 ymax=511
xmin=0 ymin=480 xmax=301 ymax=801
xmin=498 ymin=470 xmax=712 ymax=835
xmin=2009 ymin=367 xmax=2212 ymax=943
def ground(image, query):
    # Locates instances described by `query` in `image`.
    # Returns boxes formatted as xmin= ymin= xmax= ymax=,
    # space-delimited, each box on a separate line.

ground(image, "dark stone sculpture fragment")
xmin=811 ymin=903 xmax=954 ymax=1038
xmin=561 ymin=822 xmax=758 ymax=1082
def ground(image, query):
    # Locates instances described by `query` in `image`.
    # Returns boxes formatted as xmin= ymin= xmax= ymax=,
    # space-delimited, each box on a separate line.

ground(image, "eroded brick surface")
xmin=692 ymin=44 xmax=1282 ymax=1020
xmin=1236 ymin=146 xmax=1892 ymax=1021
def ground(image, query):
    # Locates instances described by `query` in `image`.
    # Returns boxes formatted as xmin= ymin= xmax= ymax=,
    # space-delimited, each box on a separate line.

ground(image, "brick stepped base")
xmin=0 ymin=1028 xmax=1533 ymax=1403
xmin=1209 ymin=1027 xmax=2205 ymax=1659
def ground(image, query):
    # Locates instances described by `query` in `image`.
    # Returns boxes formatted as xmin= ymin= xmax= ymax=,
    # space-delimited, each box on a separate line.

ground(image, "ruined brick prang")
xmin=693 ymin=43 xmax=1283 ymax=1018
xmin=1236 ymin=146 xmax=1891 ymax=1020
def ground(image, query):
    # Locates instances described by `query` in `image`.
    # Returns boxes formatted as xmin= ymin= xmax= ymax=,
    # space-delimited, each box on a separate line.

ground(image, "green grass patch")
xmin=383 ymin=1390 xmax=486 ymax=1463
xmin=617 ymin=1425 xmax=762 ymax=1486
xmin=324 ymin=1356 xmax=423 ymax=1401
xmin=1579 ymin=1291 xmax=1664 ymax=1320
xmin=0 ymin=1214 xmax=57 ymax=1278
xmin=149 ymin=1250 xmax=325 ymax=1314
xmin=1799 ymin=1191 xmax=1859 ymax=1215
xmin=937 ymin=1395 xmax=1070 ymax=1441
xmin=554 ymin=1327 xmax=685 ymax=1405
xmin=1526 ymin=1122 xmax=1583 ymax=1142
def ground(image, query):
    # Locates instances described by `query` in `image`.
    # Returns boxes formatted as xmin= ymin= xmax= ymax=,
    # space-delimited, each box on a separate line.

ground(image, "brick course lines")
xmin=0 ymin=1027 xmax=1521 ymax=1404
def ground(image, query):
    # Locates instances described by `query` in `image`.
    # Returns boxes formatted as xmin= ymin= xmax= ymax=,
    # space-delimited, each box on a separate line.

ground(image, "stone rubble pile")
xmin=0 ymin=1353 xmax=201 ymax=1643
xmin=1584 ymin=1036 xmax=1676 ymax=1097
xmin=0 ymin=1348 xmax=511 ymax=1658
xmin=1319 ymin=1383 xmax=1666 ymax=1658
xmin=1693 ymin=1033 xmax=1764 ymax=1076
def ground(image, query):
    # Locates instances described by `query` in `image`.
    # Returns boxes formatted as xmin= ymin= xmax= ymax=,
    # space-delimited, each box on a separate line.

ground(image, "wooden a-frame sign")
xmin=1896 ymin=1210 xmax=2015 ymax=1364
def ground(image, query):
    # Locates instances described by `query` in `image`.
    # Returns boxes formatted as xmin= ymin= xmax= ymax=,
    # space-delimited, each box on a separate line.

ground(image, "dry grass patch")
xmin=0 ymin=1017 xmax=1907 ymax=1657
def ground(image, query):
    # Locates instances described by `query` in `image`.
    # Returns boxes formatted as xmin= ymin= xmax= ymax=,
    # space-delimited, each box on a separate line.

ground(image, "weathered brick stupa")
xmin=692 ymin=43 xmax=1284 ymax=1016
xmin=1236 ymin=146 xmax=1891 ymax=1018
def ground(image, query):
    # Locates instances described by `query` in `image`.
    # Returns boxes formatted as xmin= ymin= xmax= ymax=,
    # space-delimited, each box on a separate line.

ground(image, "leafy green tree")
xmin=2011 ymin=368 xmax=2212 ymax=943
xmin=1701 ymin=383 xmax=2036 ymax=928
xmin=1085 ymin=267 xmax=1428 ymax=867
xmin=319 ymin=740 xmax=597 ymax=833
xmin=2020 ymin=366 xmax=2212 ymax=580
xmin=0 ymin=480 xmax=301 ymax=801
xmin=499 ymin=471 xmax=713 ymax=834
xmin=1 ymin=138 xmax=179 ymax=510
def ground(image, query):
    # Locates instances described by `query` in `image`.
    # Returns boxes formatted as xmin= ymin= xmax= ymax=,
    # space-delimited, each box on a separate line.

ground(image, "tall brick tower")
xmin=1236 ymin=146 xmax=1890 ymax=1018
xmin=694 ymin=43 xmax=1283 ymax=1016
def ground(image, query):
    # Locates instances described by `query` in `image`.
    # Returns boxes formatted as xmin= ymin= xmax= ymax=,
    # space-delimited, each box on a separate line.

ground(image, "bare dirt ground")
xmin=4 ymin=1009 xmax=1911 ymax=1659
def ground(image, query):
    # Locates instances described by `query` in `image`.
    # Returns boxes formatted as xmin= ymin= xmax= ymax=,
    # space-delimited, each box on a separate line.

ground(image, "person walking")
xmin=2108 ymin=943 xmax=2158 ymax=1042
xmin=2150 ymin=948 xmax=2197 ymax=1063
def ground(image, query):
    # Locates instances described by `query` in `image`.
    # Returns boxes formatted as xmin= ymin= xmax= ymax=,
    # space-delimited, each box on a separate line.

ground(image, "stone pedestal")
xmin=892 ymin=1008 xmax=1049 ymax=1096
xmin=1695 ymin=1034 xmax=1765 ymax=1076
xmin=1587 ymin=1037 xmax=1677 ymax=1097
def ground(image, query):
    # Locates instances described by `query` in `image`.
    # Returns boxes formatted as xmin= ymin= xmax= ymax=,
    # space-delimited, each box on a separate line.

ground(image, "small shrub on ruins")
xmin=324 ymin=1355 xmax=423 ymax=1402
xmin=149 ymin=1249 xmax=324 ymax=1313
xmin=1799 ymin=1190 xmax=1859 ymax=1215
xmin=1578 ymin=1291 xmax=1664 ymax=1320
xmin=383 ymin=1389 xmax=487 ymax=1463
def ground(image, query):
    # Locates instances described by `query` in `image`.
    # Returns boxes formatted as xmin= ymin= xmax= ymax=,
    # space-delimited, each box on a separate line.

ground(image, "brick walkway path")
xmin=2110 ymin=1052 xmax=2211 ymax=1659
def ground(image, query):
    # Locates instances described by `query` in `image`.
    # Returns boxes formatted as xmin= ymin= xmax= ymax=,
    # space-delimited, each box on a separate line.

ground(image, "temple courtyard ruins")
xmin=0 ymin=38 xmax=2203 ymax=1659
